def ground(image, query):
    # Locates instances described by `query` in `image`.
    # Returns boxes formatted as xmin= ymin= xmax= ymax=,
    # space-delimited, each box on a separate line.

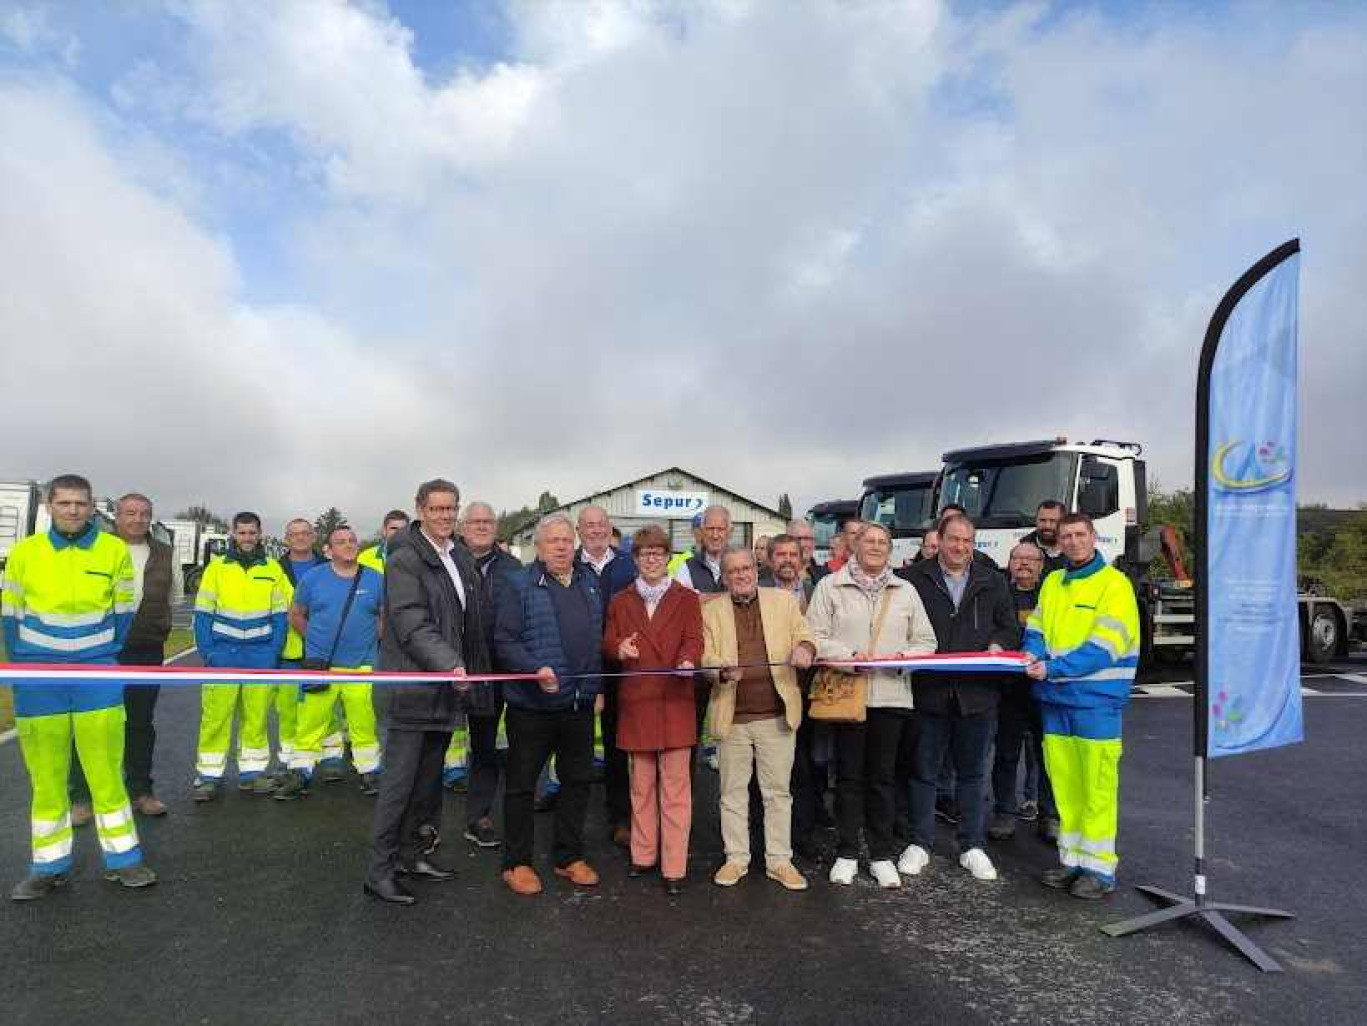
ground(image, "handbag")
xmin=299 ymin=569 xmax=364 ymax=694
xmin=808 ymin=586 xmax=894 ymax=724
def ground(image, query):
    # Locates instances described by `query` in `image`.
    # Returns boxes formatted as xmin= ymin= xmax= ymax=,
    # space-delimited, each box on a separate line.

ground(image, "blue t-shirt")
xmin=289 ymin=555 xmax=327 ymax=583
xmin=293 ymin=565 xmax=384 ymax=669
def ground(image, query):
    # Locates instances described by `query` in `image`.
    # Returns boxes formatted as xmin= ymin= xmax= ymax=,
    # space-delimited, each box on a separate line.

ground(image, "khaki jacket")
xmin=805 ymin=565 xmax=938 ymax=710
xmin=702 ymin=587 xmax=816 ymax=739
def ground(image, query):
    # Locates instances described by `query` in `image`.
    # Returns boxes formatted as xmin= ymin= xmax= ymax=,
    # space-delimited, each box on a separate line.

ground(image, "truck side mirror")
xmin=1078 ymin=460 xmax=1119 ymax=518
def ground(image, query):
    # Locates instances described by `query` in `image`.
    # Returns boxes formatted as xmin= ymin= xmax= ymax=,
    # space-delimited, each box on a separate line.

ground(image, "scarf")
xmin=848 ymin=559 xmax=893 ymax=598
xmin=635 ymin=576 xmax=671 ymax=617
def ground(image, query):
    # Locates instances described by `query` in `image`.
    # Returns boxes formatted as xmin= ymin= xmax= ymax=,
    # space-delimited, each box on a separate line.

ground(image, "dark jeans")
xmin=71 ymin=643 xmax=164 ymax=801
xmin=465 ymin=695 xmax=505 ymax=827
xmin=992 ymin=694 xmax=1055 ymax=816
xmin=832 ymin=708 xmax=916 ymax=862
xmin=910 ymin=712 xmax=995 ymax=852
xmin=600 ymin=680 xmax=631 ymax=827
xmin=504 ymin=707 xmax=594 ymax=870
xmin=791 ymin=688 xmax=830 ymax=845
xmin=368 ymin=728 xmax=449 ymax=881
xmin=893 ymin=716 xmax=917 ymax=837
xmin=689 ymin=676 xmax=712 ymax=777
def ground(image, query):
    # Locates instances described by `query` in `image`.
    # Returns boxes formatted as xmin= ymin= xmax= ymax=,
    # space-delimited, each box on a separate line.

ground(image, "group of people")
xmin=2 ymin=474 xmax=1139 ymax=908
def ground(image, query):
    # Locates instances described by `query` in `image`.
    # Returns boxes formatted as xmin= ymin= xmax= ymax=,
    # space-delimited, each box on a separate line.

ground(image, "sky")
xmin=1 ymin=0 xmax=1364 ymax=533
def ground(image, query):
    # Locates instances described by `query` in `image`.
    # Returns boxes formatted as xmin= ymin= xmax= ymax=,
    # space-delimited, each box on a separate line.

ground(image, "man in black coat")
xmin=363 ymin=478 xmax=491 ymax=906
xmin=450 ymin=500 xmax=521 ymax=848
xmin=902 ymin=513 xmax=1017 ymax=883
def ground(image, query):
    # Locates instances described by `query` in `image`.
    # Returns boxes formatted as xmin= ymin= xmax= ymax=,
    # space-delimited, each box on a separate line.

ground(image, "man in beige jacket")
xmin=703 ymin=548 xmax=816 ymax=892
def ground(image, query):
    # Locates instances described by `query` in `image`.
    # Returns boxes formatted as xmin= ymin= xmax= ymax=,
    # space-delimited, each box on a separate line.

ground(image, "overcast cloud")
xmin=1 ymin=0 xmax=1364 ymax=532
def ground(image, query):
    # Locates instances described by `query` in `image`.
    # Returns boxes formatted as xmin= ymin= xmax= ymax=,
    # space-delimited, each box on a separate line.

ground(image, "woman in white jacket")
xmin=805 ymin=522 xmax=938 ymax=888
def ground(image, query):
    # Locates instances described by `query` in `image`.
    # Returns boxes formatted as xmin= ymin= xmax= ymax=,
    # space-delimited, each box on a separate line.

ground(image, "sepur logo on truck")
xmin=1212 ymin=439 xmax=1292 ymax=493
xmin=634 ymin=489 xmax=708 ymax=515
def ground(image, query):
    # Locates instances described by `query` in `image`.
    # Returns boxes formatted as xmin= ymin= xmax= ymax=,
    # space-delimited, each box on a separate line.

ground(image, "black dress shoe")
xmin=363 ymin=876 xmax=415 ymax=905
xmin=663 ymin=877 xmax=684 ymax=896
xmin=400 ymin=859 xmax=456 ymax=882
xmin=628 ymin=863 xmax=656 ymax=879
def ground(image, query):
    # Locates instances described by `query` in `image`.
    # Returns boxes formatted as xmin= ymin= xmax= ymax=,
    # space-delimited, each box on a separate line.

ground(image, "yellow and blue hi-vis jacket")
xmin=1022 ymin=552 xmax=1140 ymax=712
xmin=358 ymin=543 xmax=387 ymax=574
xmin=1 ymin=523 xmax=135 ymax=663
xmin=193 ymin=547 xmax=290 ymax=668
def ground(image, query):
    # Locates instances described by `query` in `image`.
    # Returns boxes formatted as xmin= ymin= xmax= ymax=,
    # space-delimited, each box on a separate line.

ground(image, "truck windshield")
xmin=810 ymin=514 xmax=841 ymax=550
xmin=860 ymin=485 xmax=934 ymax=535
xmin=939 ymin=453 xmax=1076 ymax=529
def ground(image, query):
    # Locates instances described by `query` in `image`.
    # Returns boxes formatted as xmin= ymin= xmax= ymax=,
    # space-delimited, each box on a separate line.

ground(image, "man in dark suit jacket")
xmin=364 ymin=479 xmax=490 ymax=906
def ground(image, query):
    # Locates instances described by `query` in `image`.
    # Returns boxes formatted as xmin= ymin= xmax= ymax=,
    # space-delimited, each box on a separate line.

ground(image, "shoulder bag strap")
xmin=324 ymin=570 xmax=364 ymax=666
xmin=868 ymin=586 xmax=895 ymax=652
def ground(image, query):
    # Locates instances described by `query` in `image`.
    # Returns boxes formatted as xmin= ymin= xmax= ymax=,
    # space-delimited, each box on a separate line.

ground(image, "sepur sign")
xmin=633 ymin=489 xmax=708 ymax=516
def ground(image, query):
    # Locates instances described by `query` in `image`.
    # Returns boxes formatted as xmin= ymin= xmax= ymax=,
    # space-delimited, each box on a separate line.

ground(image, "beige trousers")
xmin=717 ymin=715 xmax=796 ymax=868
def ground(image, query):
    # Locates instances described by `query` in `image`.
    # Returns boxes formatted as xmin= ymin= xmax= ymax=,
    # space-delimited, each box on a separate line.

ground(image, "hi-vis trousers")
xmin=16 ymin=687 xmax=143 ymax=875
xmin=288 ymin=670 xmax=380 ymax=776
xmin=1040 ymin=704 xmax=1123 ymax=882
xmin=197 ymin=683 xmax=273 ymax=782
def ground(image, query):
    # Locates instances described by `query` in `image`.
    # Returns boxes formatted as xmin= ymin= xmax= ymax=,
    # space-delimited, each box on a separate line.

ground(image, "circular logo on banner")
xmin=1211 ymin=440 xmax=1291 ymax=493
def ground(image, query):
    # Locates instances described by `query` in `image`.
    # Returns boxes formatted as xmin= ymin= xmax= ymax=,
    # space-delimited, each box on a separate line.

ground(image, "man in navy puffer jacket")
xmin=496 ymin=513 xmax=604 ymax=895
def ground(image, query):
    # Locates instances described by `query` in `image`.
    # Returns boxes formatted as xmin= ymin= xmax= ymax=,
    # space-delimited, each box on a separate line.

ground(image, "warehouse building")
xmin=509 ymin=467 xmax=788 ymax=557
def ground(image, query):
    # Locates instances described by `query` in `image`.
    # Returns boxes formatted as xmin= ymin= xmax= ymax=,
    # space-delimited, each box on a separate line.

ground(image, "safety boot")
xmin=104 ymin=864 xmax=158 ymax=889
xmin=272 ymin=769 xmax=310 ymax=801
xmin=11 ymin=873 xmax=67 ymax=901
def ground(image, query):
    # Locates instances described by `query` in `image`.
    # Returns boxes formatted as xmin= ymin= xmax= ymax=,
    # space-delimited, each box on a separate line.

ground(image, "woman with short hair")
xmin=603 ymin=525 xmax=704 ymax=895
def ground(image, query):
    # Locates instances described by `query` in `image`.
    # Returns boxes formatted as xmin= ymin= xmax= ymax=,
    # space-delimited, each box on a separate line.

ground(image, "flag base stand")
xmin=1101 ymin=884 xmax=1294 ymax=973
xmin=1101 ymin=756 xmax=1294 ymax=973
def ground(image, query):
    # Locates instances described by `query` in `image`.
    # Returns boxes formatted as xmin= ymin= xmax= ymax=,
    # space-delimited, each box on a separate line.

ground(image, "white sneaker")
xmin=828 ymin=857 xmax=858 ymax=886
xmin=959 ymin=847 xmax=998 ymax=881
xmin=869 ymin=860 xmax=901 ymax=889
xmin=897 ymin=844 xmax=930 ymax=877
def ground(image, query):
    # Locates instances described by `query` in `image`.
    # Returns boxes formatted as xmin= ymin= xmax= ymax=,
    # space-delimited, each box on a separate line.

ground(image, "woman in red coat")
xmin=602 ymin=525 xmax=704 ymax=894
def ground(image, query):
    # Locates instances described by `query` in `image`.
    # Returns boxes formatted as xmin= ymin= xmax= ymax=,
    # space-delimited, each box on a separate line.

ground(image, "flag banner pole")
xmin=1102 ymin=239 xmax=1300 ymax=971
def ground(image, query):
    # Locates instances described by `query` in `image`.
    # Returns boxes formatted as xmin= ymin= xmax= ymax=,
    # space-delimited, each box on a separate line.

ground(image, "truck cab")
xmin=936 ymin=438 xmax=1147 ymax=566
xmin=806 ymin=499 xmax=859 ymax=565
xmin=859 ymin=471 xmax=939 ymax=567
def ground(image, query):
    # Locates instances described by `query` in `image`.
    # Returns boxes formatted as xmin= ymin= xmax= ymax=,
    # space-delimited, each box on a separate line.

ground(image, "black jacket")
xmin=462 ymin=545 xmax=523 ymax=655
xmin=376 ymin=524 xmax=492 ymax=731
xmin=906 ymin=558 xmax=1017 ymax=717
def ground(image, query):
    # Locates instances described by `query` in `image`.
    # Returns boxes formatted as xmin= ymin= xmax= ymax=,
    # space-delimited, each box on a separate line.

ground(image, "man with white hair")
xmin=575 ymin=505 xmax=636 ymax=846
xmin=443 ymin=501 xmax=520 ymax=848
xmin=673 ymin=505 xmax=731 ymax=596
xmin=495 ymin=513 xmax=606 ymax=896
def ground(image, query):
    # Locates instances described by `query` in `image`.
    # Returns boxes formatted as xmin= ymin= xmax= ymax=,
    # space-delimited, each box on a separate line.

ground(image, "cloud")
xmin=0 ymin=79 xmax=448 ymax=529
xmin=1 ymin=0 xmax=1364 ymax=538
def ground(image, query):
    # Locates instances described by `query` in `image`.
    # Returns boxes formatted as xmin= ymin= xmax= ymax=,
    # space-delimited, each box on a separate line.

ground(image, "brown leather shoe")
xmin=611 ymin=824 xmax=631 ymax=849
xmin=70 ymin=803 xmax=93 ymax=828
xmin=553 ymin=860 xmax=600 ymax=887
xmin=133 ymin=795 xmax=168 ymax=817
xmin=502 ymin=866 xmax=543 ymax=896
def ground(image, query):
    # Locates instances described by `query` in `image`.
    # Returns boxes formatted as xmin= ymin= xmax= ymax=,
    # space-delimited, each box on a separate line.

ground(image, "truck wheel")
xmin=1306 ymin=606 xmax=1339 ymax=664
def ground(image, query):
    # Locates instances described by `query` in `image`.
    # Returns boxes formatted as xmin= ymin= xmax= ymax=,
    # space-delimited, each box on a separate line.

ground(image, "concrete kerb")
xmin=0 ymin=645 xmax=199 ymax=747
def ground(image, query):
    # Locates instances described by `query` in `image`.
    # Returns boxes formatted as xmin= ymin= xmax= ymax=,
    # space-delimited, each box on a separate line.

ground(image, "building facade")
xmin=509 ymin=467 xmax=788 ymax=558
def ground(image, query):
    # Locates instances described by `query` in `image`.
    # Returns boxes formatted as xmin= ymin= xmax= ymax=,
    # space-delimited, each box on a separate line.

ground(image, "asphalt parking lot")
xmin=1 ymin=654 xmax=1364 ymax=1025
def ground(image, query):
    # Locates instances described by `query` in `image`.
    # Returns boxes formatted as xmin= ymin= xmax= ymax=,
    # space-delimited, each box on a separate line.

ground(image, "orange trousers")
xmin=628 ymin=747 xmax=692 ymax=881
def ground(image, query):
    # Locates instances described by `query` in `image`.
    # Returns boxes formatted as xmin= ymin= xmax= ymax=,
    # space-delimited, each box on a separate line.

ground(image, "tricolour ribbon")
xmin=0 ymin=651 xmax=1028 ymax=687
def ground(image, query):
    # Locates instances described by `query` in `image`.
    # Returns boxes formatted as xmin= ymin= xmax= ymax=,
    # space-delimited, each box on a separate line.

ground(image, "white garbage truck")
xmin=933 ymin=438 xmax=1353 ymax=664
